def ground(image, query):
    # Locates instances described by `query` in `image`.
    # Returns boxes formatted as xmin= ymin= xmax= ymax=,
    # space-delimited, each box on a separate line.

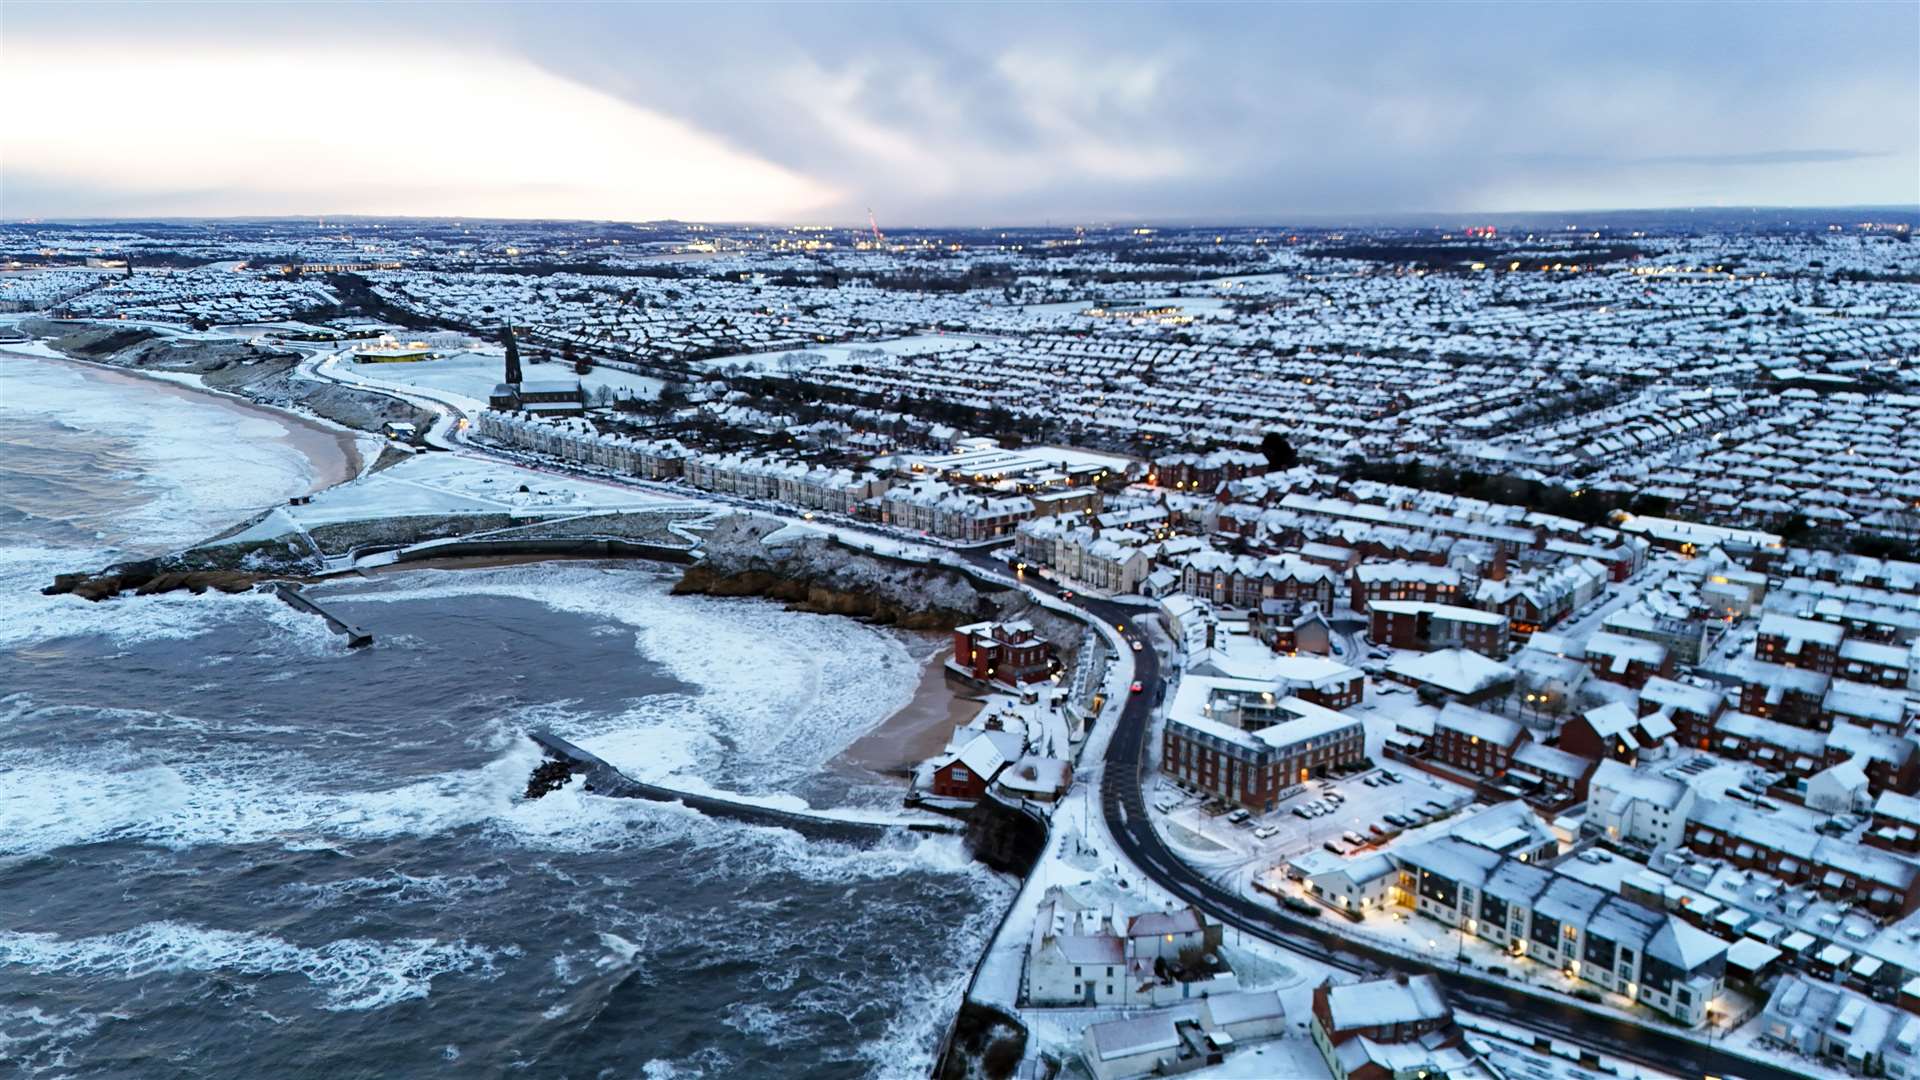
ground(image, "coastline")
xmin=838 ymin=645 xmax=984 ymax=778
xmin=2 ymin=347 xmax=367 ymax=497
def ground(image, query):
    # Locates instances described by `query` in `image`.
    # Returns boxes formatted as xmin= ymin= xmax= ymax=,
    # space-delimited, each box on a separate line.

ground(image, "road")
xmin=274 ymin=353 xmax=1781 ymax=1079
xmin=954 ymin=547 xmax=1797 ymax=1080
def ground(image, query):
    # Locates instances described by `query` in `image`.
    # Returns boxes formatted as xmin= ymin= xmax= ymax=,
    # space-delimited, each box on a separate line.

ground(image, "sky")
xmin=2 ymin=1 xmax=1915 ymax=225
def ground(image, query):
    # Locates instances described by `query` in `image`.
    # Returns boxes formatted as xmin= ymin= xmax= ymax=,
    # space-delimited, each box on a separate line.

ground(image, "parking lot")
xmin=1150 ymin=762 xmax=1475 ymax=866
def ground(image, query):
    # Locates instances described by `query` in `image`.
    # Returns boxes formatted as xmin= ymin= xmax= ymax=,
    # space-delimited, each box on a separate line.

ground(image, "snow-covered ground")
xmin=227 ymin=452 xmax=708 ymax=543
xmin=341 ymin=349 xmax=662 ymax=410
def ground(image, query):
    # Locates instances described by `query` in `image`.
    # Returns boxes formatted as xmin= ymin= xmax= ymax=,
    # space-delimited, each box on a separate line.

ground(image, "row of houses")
xmin=475 ymin=410 xmax=1104 ymax=540
xmin=1396 ymin=833 xmax=1730 ymax=1025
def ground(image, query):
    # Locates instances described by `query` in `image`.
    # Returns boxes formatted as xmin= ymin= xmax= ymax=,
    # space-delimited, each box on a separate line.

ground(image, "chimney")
xmin=1486 ymin=547 xmax=1509 ymax=583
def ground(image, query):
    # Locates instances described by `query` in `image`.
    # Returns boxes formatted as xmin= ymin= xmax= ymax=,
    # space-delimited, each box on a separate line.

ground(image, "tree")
xmin=1260 ymin=430 xmax=1298 ymax=471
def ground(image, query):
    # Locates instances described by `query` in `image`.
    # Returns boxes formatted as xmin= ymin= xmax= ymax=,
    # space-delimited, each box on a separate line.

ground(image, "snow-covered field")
xmin=228 ymin=452 xmax=709 ymax=543
xmin=344 ymin=350 xmax=663 ymax=409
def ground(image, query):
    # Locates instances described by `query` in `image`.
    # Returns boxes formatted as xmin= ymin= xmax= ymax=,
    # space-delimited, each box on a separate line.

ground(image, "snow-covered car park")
xmin=1151 ymin=764 xmax=1475 ymax=864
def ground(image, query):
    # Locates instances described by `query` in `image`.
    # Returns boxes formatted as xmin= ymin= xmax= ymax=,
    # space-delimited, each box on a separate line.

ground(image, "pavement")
xmin=953 ymin=545 xmax=1808 ymax=1080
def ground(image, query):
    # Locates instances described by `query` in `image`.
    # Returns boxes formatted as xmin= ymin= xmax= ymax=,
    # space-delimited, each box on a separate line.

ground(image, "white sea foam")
xmin=0 ymin=921 xmax=506 ymax=1011
xmin=0 ymin=1004 xmax=122 ymax=1076
xmin=0 ymin=356 xmax=316 ymax=553
xmin=0 ymin=544 xmax=349 ymax=655
xmin=316 ymin=562 xmax=925 ymax=790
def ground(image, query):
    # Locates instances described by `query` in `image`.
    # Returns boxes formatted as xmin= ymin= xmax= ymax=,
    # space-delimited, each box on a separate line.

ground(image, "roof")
xmin=1387 ymin=649 xmax=1515 ymax=695
xmin=1647 ymin=919 xmax=1729 ymax=973
xmin=1084 ymin=1006 xmax=1201 ymax=1061
xmin=1205 ymin=989 xmax=1285 ymax=1028
xmin=1435 ymin=702 xmax=1524 ymax=745
xmin=1325 ymin=975 xmax=1449 ymax=1032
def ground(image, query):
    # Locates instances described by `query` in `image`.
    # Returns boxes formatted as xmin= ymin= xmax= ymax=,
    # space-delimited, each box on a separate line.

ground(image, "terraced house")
xmin=1396 ymin=835 xmax=1728 ymax=1026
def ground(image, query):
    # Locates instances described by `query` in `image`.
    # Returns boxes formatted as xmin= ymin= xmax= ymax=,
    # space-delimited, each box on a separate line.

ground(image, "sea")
xmin=0 ymin=353 xmax=1011 ymax=1078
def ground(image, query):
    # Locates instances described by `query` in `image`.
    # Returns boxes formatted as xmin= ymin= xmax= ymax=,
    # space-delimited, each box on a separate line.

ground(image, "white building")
xmin=1587 ymin=758 xmax=1697 ymax=852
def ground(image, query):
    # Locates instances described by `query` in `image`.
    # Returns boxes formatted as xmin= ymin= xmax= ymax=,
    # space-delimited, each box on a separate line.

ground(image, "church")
xmin=487 ymin=325 xmax=587 ymax=416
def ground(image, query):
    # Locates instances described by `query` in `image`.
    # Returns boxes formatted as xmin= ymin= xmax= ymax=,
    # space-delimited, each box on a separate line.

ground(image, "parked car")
xmin=1323 ymin=841 xmax=1346 ymax=856
xmin=1293 ymin=807 xmax=1311 ymax=819
xmin=1368 ymin=824 xmax=1388 ymax=837
xmin=1253 ymin=824 xmax=1280 ymax=840
xmin=1342 ymin=831 xmax=1367 ymax=847
xmin=1228 ymin=809 xmax=1251 ymax=824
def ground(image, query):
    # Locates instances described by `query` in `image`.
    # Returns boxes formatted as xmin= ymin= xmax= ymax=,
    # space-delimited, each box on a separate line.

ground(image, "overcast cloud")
xmin=2 ymin=1 xmax=1914 ymax=223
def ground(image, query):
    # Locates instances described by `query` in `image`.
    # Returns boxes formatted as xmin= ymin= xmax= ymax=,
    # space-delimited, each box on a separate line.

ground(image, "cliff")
xmin=670 ymin=514 xmax=1073 ymax=636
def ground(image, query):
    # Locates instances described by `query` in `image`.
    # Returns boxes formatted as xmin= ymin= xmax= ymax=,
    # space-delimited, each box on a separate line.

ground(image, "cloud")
xmin=0 ymin=37 xmax=839 ymax=221
xmin=2 ymin=2 xmax=1915 ymax=222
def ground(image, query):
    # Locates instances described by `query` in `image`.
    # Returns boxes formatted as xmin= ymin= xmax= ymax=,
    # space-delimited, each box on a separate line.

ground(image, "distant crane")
xmin=867 ymin=207 xmax=885 ymax=246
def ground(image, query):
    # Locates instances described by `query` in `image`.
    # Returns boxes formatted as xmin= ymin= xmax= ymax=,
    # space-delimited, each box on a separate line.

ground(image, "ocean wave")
xmin=0 ymin=921 xmax=508 ymax=1011
xmin=314 ymin=563 xmax=926 ymax=790
xmin=0 ymin=546 xmax=354 ymax=657
xmin=0 ymin=357 xmax=315 ymax=553
xmin=0 ymin=1004 xmax=123 ymax=1077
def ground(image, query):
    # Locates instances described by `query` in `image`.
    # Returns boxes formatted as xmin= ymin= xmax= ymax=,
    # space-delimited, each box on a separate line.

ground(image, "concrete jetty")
xmin=525 ymin=730 xmax=961 ymax=843
xmin=273 ymin=584 xmax=373 ymax=647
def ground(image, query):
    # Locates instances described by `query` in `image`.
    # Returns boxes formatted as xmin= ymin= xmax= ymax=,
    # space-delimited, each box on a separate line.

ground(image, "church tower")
xmin=502 ymin=324 xmax=522 ymax=386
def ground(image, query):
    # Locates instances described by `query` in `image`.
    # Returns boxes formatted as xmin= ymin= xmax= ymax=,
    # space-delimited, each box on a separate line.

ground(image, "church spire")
xmin=502 ymin=323 xmax=522 ymax=386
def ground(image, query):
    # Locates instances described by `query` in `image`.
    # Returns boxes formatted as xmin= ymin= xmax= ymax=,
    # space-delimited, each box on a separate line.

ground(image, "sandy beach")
xmin=839 ymin=646 xmax=984 ymax=778
xmin=3 ymin=348 xmax=365 ymax=496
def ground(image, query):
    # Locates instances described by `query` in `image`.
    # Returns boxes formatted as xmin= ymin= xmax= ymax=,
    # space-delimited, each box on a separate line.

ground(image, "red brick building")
xmin=1348 ymin=561 xmax=1463 ymax=613
xmin=1583 ymin=631 xmax=1673 ymax=690
xmin=1755 ymin=613 xmax=1845 ymax=674
xmin=949 ymin=620 xmax=1053 ymax=688
xmin=928 ymin=730 xmax=1020 ymax=799
xmin=1430 ymin=703 xmax=1529 ymax=779
xmin=1369 ymin=601 xmax=1508 ymax=658
xmin=1559 ymin=702 xmax=1675 ymax=764
xmin=1311 ymin=974 xmax=1458 ymax=1080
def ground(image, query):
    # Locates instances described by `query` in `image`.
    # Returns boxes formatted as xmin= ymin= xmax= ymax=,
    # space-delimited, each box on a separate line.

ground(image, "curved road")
xmin=957 ymin=549 xmax=1793 ymax=1080
xmin=265 ymin=352 xmax=1783 ymax=1080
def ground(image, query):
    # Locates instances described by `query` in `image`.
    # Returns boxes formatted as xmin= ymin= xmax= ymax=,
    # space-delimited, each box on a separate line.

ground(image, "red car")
xmin=1130 ymin=680 xmax=1144 ymax=694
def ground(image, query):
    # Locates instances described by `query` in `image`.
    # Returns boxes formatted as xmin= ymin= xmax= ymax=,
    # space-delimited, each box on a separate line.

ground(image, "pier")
xmin=272 ymin=584 xmax=374 ymax=647
xmin=526 ymin=730 xmax=962 ymax=844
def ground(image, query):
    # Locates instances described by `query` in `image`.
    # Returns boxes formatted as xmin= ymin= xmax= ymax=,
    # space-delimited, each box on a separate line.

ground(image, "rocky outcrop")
xmin=672 ymin=514 xmax=1074 ymax=637
xmin=672 ymin=562 xmax=975 ymax=629
xmin=44 ymin=562 xmax=270 ymax=601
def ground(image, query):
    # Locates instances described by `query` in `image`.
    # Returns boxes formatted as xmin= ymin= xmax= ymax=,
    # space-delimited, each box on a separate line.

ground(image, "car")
xmin=1342 ymin=831 xmax=1367 ymax=846
xmin=1368 ymin=824 xmax=1387 ymax=836
xmin=1130 ymin=681 xmax=1143 ymax=693
xmin=1060 ymin=590 xmax=1074 ymax=599
xmin=1385 ymin=813 xmax=1410 ymax=827
xmin=1253 ymin=824 xmax=1280 ymax=840
xmin=1227 ymin=809 xmax=1251 ymax=824
xmin=1363 ymin=776 xmax=1381 ymax=788
xmin=1293 ymin=807 xmax=1311 ymax=819
xmin=1130 ymin=640 xmax=1143 ymax=652
xmin=1326 ymin=792 xmax=1345 ymax=804
xmin=1323 ymin=841 xmax=1346 ymax=856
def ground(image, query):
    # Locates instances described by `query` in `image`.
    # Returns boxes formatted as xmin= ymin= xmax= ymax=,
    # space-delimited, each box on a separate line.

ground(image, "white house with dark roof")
xmin=1027 ymin=887 xmax=1232 ymax=1008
